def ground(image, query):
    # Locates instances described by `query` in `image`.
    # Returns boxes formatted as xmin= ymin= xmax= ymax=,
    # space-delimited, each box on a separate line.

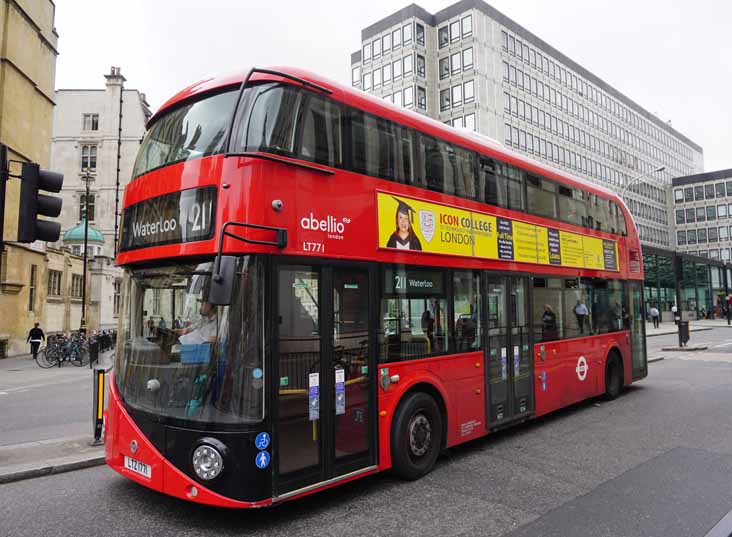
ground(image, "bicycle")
xmin=35 ymin=333 xmax=90 ymax=368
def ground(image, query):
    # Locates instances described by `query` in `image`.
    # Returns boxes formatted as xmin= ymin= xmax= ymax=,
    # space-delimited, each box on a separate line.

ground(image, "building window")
xmin=83 ymin=113 xmax=99 ymax=131
xmin=79 ymin=193 xmax=95 ymax=221
xmin=72 ymin=274 xmax=84 ymax=299
xmin=373 ymin=38 xmax=381 ymax=58
xmin=450 ymin=20 xmax=460 ymax=42
xmin=383 ymin=33 xmax=391 ymax=52
xmin=674 ymin=189 xmax=683 ymax=203
xmin=438 ymin=26 xmax=449 ymax=48
xmin=392 ymin=28 xmax=401 ymax=48
xmin=675 ymin=209 xmax=685 ymax=224
xmin=502 ymin=61 xmax=509 ymax=81
xmin=504 ymin=123 xmax=512 ymax=145
xmin=705 ymin=184 xmax=715 ymax=199
xmin=720 ymin=226 xmax=729 ymax=241
xmin=717 ymin=183 xmax=726 ymax=198
xmin=719 ymin=204 xmax=728 ymax=219
xmin=403 ymin=54 xmax=413 ymax=74
xmin=352 ymin=66 xmax=361 ymax=85
xmin=464 ymin=80 xmax=475 ymax=103
xmin=403 ymin=23 xmax=413 ymax=44
xmin=686 ymin=208 xmax=695 ymax=223
xmin=698 ymin=229 xmax=708 ymax=243
xmin=451 ymin=52 xmax=461 ymax=73
xmin=47 ymin=270 xmax=62 ymax=296
xmin=113 ymin=279 xmax=121 ymax=316
xmin=709 ymin=227 xmax=719 ymax=242
xmin=440 ymin=57 xmax=450 ymax=79
xmin=373 ymin=68 xmax=382 ymax=87
xmin=451 ymin=85 xmax=462 ymax=107
xmin=403 ymin=86 xmax=414 ymax=108
xmin=440 ymin=89 xmax=451 ymax=111
xmin=416 ymin=54 xmax=426 ymax=77
xmin=694 ymin=185 xmax=704 ymax=201
xmin=416 ymin=23 xmax=425 ymax=46
xmin=362 ymin=72 xmax=371 ymax=90
xmin=383 ymin=63 xmax=392 ymax=84
xmin=362 ymin=43 xmax=371 ymax=62
xmin=707 ymin=206 xmax=717 ymax=221
xmin=393 ymin=90 xmax=402 ymax=107
xmin=502 ymin=31 xmax=508 ymax=51
xmin=417 ymin=86 xmax=426 ymax=110
xmin=28 ymin=265 xmax=37 ymax=311
xmin=463 ymin=47 xmax=473 ymax=69
xmin=81 ymin=145 xmax=97 ymax=171
xmin=393 ymin=59 xmax=402 ymax=79
xmin=461 ymin=15 xmax=472 ymax=37
xmin=696 ymin=207 xmax=706 ymax=222
xmin=464 ymin=113 xmax=475 ymax=131
xmin=453 ymin=116 xmax=464 ymax=128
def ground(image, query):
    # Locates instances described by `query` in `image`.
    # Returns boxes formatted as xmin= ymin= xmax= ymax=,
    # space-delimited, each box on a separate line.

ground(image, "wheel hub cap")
xmin=408 ymin=414 xmax=432 ymax=457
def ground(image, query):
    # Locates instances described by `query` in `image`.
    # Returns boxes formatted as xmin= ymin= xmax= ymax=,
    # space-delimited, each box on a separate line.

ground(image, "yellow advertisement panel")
xmin=377 ymin=192 xmax=620 ymax=271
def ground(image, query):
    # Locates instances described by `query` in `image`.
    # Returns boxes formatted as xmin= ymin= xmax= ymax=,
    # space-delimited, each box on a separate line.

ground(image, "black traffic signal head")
xmin=18 ymin=162 xmax=64 ymax=243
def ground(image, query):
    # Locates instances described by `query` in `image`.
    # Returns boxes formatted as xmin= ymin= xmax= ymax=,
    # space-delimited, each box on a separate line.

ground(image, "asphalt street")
xmin=3 ymin=332 xmax=732 ymax=537
xmin=0 ymin=355 xmax=95 ymax=445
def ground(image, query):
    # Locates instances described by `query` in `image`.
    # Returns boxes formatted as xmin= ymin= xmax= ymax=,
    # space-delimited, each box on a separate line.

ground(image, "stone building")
xmin=0 ymin=0 xmax=62 ymax=357
xmin=51 ymin=67 xmax=151 ymax=257
xmin=48 ymin=67 xmax=151 ymax=334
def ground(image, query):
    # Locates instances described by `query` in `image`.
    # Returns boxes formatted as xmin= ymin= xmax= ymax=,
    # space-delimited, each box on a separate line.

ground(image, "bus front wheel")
xmin=604 ymin=351 xmax=624 ymax=400
xmin=390 ymin=391 xmax=443 ymax=480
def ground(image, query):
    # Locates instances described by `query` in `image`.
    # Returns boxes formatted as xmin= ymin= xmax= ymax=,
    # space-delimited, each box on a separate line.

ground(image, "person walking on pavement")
xmin=649 ymin=305 xmax=660 ymax=329
xmin=26 ymin=322 xmax=45 ymax=360
xmin=726 ymin=295 xmax=732 ymax=325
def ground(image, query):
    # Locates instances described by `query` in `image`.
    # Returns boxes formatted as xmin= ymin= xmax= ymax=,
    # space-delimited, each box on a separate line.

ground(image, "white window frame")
xmin=451 ymin=84 xmax=462 ymax=107
xmin=464 ymin=80 xmax=475 ymax=103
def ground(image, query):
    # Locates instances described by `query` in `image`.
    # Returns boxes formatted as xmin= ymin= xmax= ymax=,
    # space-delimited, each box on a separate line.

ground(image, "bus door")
xmin=273 ymin=264 xmax=376 ymax=497
xmin=484 ymin=275 xmax=534 ymax=427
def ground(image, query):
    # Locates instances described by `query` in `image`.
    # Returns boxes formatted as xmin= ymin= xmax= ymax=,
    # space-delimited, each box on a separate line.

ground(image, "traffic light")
xmin=17 ymin=162 xmax=64 ymax=243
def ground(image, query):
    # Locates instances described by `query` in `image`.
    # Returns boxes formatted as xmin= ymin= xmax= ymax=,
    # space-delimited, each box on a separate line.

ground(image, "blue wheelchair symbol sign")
xmin=255 ymin=432 xmax=270 ymax=450
xmin=255 ymin=451 xmax=270 ymax=469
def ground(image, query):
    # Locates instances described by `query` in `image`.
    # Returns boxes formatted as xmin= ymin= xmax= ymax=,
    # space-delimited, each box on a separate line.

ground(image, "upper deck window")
xmin=133 ymin=89 xmax=238 ymax=178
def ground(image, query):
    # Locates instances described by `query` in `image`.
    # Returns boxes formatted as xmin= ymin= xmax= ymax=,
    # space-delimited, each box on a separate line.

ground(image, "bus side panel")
xmin=376 ymin=353 xmax=484 ymax=470
xmin=533 ymin=333 xmax=631 ymax=418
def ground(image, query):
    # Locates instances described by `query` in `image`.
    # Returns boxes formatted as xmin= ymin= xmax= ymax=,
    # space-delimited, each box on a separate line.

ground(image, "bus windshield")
xmin=132 ymin=88 xmax=239 ymax=178
xmin=115 ymin=256 xmax=264 ymax=424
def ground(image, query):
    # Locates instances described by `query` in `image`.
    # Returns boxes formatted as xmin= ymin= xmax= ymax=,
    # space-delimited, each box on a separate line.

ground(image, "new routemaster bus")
xmin=106 ymin=66 xmax=647 ymax=508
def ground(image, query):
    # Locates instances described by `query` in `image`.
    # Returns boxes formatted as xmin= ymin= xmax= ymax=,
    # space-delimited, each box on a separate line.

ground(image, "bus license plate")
xmin=124 ymin=455 xmax=152 ymax=479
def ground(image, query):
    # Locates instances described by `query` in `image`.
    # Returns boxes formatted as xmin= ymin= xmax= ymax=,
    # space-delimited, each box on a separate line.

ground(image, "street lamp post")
xmin=620 ymin=165 xmax=666 ymax=199
xmin=80 ymin=170 xmax=92 ymax=335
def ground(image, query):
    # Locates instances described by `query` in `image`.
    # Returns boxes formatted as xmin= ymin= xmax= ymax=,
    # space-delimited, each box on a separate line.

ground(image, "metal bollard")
xmin=88 ymin=338 xmax=99 ymax=369
xmin=91 ymin=368 xmax=105 ymax=446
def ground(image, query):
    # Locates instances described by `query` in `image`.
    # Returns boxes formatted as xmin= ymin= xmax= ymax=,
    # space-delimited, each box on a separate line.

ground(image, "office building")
xmin=349 ymin=0 xmax=704 ymax=250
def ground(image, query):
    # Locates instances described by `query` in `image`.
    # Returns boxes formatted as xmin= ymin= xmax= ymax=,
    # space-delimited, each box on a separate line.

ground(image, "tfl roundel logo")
xmin=576 ymin=356 xmax=588 ymax=381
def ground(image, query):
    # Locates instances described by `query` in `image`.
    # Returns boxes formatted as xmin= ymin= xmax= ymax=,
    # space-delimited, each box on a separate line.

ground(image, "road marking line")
xmin=714 ymin=342 xmax=732 ymax=348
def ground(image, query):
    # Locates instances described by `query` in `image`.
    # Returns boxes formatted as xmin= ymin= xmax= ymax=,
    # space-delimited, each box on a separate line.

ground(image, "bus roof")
xmin=152 ymin=66 xmax=631 ymax=214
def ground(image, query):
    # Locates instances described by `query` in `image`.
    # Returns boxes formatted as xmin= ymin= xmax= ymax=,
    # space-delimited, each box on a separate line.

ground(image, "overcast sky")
xmin=55 ymin=0 xmax=732 ymax=172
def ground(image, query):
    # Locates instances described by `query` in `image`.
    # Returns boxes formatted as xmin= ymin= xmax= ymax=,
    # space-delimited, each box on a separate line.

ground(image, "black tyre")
xmin=604 ymin=352 xmax=623 ymax=400
xmin=390 ymin=392 xmax=443 ymax=480
xmin=36 ymin=348 xmax=57 ymax=368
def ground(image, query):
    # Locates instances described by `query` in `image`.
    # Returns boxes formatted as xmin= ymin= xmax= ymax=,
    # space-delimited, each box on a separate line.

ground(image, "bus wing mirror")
xmin=209 ymin=256 xmax=236 ymax=306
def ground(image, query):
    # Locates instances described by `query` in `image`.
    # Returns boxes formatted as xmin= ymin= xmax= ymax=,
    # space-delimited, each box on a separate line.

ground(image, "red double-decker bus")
xmin=106 ymin=66 xmax=647 ymax=508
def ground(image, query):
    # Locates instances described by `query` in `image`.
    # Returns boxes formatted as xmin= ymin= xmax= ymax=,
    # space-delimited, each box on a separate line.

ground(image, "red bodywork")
xmin=109 ymin=66 xmax=645 ymax=507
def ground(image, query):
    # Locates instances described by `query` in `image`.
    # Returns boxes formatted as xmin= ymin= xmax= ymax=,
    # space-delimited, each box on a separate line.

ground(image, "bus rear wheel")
xmin=604 ymin=352 xmax=623 ymax=400
xmin=391 ymin=392 xmax=443 ymax=480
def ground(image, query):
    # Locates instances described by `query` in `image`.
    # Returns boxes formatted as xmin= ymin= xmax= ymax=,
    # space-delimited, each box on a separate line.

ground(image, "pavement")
xmin=0 ymin=350 xmax=113 ymax=484
xmin=645 ymin=317 xmax=732 ymax=337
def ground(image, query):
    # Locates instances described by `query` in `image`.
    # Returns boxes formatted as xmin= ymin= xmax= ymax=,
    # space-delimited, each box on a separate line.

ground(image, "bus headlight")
xmin=192 ymin=439 xmax=226 ymax=481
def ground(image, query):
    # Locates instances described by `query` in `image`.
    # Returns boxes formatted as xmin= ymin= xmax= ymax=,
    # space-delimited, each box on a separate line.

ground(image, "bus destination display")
xmin=377 ymin=192 xmax=619 ymax=271
xmin=120 ymin=187 xmax=216 ymax=251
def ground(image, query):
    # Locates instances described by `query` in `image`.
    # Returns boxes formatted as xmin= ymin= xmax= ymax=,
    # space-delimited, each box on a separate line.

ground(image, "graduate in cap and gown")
xmin=387 ymin=198 xmax=422 ymax=250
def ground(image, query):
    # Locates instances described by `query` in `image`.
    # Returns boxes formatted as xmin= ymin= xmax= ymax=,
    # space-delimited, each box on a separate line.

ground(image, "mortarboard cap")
xmin=393 ymin=197 xmax=416 ymax=223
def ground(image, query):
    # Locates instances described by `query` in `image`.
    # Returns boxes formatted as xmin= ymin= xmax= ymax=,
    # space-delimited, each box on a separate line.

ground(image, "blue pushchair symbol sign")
xmin=255 ymin=432 xmax=270 ymax=450
xmin=255 ymin=451 xmax=270 ymax=469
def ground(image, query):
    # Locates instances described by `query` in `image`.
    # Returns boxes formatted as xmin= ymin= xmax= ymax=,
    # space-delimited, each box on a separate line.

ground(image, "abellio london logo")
xmin=300 ymin=213 xmax=351 ymax=240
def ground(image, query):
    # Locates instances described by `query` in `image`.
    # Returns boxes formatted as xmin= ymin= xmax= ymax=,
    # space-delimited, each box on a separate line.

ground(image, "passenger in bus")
xmin=541 ymin=304 xmax=558 ymax=341
xmin=387 ymin=198 xmax=422 ymax=251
